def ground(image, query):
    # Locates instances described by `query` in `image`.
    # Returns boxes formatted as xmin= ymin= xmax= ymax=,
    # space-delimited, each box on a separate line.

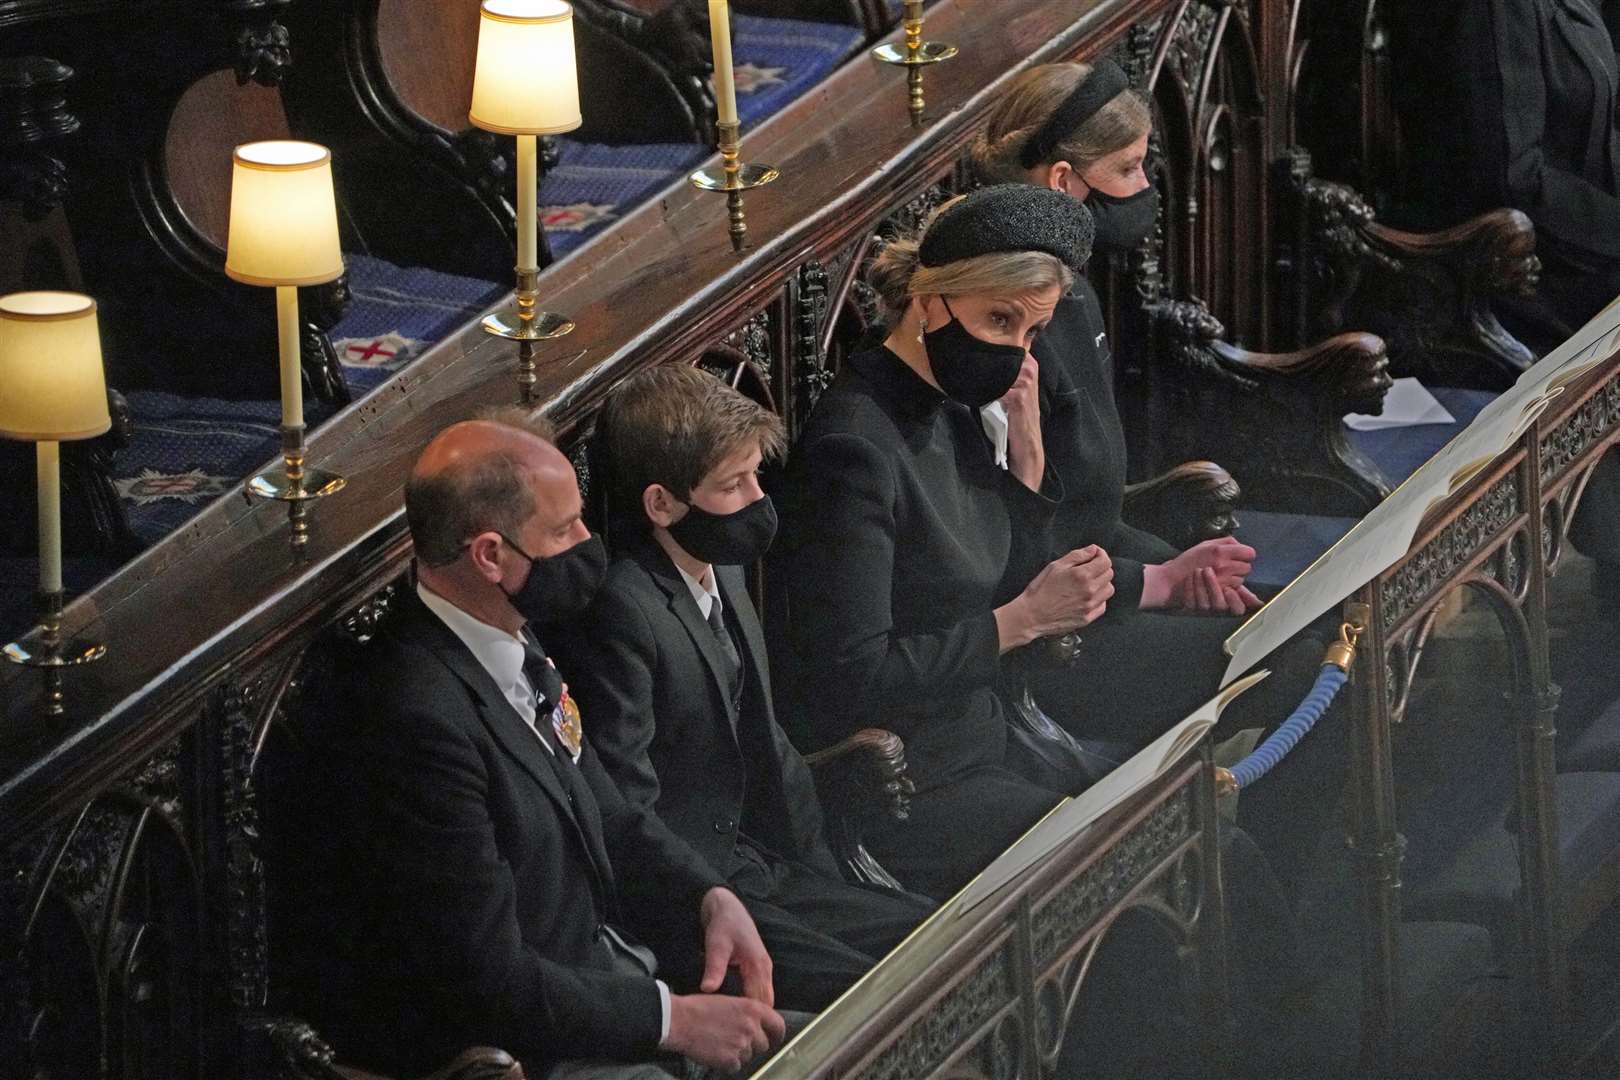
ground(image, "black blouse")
xmin=772 ymin=346 xmax=1058 ymax=787
xmin=1034 ymin=284 xmax=1178 ymax=609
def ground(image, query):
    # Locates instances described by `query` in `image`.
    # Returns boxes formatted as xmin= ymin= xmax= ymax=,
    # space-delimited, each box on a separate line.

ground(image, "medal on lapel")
xmin=552 ymin=689 xmax=583 ymax=763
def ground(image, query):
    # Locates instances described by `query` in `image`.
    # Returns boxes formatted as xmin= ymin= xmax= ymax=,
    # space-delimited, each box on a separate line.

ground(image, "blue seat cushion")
xmin=1346 ymin=386 xmax=1496 ymax=487
xmin=1234 ymin=509 xmax=1359 ymax=594
xmin=1405 ymin=771 xmax=1620 ymax=945
xmin=540 ymin=140 xmax=710 ymax=260
xmin=328 ymin=253 xmax=506 ymax=397
xmin=732 ymin=15 xmax=865 ymax=128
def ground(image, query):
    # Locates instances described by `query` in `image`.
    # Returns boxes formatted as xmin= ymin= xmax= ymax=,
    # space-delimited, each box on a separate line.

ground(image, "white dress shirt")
xmin=415 ymin=581 xmax=672 ymax=1039
xmin=675 ymin=561 xmax=723 ymax=621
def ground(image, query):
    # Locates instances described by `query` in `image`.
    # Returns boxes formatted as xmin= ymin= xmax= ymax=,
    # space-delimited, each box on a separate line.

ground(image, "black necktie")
xmin=706 ymin=598 xmax=744 ymax=708
xmin=521 ymin=637 xmax=566 ymax=754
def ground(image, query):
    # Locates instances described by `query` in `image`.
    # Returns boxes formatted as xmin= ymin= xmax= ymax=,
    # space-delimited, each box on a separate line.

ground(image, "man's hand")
xmin=698 ymin=887 xmax=775 ymax=1005
xmin=662 ymin=993 xmax=786 ymax=1073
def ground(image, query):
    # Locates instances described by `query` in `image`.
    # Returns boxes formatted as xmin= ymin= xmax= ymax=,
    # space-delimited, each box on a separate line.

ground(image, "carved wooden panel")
xmin=1379 ymin=473 xmax=1521 ymax=634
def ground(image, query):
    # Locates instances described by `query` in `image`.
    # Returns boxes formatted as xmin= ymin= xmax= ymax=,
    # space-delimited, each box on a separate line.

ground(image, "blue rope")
xmin=1229 ymin=663 xmax=1347 ymax=789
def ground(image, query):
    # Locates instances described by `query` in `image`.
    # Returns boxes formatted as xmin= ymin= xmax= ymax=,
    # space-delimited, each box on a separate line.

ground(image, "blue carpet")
xmin=732 ymin=15 xmax=865 ymax=127
xmin=1347 ymin=386 xmax=1496 ymax=487
xmin=540 ymin=140 xmax=709 ymax=259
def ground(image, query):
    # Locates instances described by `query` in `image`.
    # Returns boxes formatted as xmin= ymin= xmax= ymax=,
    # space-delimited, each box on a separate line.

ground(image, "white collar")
xmin=675 ymin=561 xmax=721 ymax=621
xmin=417 ymin=581 xmax=530 ymax=703
xmin=980 ymin=400 xmax=1010 ymax=469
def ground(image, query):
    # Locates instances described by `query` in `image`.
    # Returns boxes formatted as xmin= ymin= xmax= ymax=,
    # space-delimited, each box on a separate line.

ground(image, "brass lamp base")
xmin=246 ymin=425 xmax=346 ymax=553
xmin=4 ymin=589 xmax=105 ymax=717
xmin=871 ymin=41 xmax=958 ymax=65
xmin=481 ymin=307 xmax=576 ymax=341
xmin=689 ymin=162 xmax=781 ymax=192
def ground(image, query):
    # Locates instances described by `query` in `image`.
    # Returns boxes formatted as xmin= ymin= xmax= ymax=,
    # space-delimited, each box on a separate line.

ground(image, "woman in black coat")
xmin=771 ymin=186 xmax=1115 ymax=901
xmin=1390 ymin=0 xmax=1620 ymax=587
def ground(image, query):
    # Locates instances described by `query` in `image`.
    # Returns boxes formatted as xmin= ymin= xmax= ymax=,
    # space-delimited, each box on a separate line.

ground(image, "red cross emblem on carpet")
xmin=542 ymin=203 xmax=618 ymax=233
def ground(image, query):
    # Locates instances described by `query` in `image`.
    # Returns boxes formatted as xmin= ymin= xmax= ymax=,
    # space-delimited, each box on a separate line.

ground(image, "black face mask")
xmin=668 ymin=492 xmax=778 ymax=566
xmin=1086 ymin=183 xmax=1159 ymax=253
xmin=923 ymin=298 xmax=1026 ymax=408
xmin=497 ymin=532 xmax=607 ymax=624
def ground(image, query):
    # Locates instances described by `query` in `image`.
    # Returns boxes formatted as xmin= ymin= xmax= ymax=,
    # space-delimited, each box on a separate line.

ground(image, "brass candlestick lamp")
xmin=872 ymin=0 xmax=957 ymax=126
xmin=470 ymin=0 xmax=582 ymax=402
xmin=0 ymin=291 xmax=110 ymax=717
xmin=690 ymin=0 xmax=778 ymax=253
xmin=227 ymin=140 xmax=348 ymax=554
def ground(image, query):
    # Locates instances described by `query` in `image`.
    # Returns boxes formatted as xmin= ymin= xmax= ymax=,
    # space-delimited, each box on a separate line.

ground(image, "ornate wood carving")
xmin=863 ymin=944 xmax=1019 ymax=1080
xmin=1378 ymin=473 xmax=1520 ymax=633
xmin=220 ymin=0 xmax=293 ymax=88
xmin=1540 ymin=379 xmax=1620 ymax=488
xmin=0 ymin=55 xmax=77 ymax=219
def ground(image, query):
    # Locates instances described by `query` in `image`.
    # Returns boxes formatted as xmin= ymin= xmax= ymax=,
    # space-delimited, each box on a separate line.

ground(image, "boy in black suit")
xmin=278 ymin=417 xmax=791 ymax=1080
xmin=552 ymin=366 xmax=934 ymax=1013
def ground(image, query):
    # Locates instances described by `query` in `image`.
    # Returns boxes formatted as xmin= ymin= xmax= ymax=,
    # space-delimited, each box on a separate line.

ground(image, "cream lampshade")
xmin=224 ymin=141 xmax=344 ymax=288
xmin=469 ymin=0 xmax=583 ymax=136
xmin=0 ymin=292 xmax=111 ymax=442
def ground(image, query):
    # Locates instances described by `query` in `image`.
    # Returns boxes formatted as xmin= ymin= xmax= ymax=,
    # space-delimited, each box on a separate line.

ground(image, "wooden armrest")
xmin=1148 ymin=296 xmax=1394 ymax=515
xmin=257 ymin=1017 xmax=523 ymax=1080
xmin=1122 ymin=461 xmax=1241 ymax=549
xmin=1286 ymin=147 xmax=1538 ymax=390
xmin=803 ymin=727 xmax=914 ymax=822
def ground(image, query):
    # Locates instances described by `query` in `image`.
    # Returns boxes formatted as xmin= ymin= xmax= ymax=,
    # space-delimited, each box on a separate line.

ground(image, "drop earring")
xmin=916 ymin=316 xmax=929 ymax=344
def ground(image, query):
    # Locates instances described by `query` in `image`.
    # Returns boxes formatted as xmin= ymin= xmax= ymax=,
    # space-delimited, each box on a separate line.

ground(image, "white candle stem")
xmin=277 ymin=285 xmax=303 ymax=431
xmin=37 ymin=440 xmax=61 ymax=596
xmin=517 ymin=134 xmax=538 ymax=273
xmin=709 ymin=0 xmax=739 ymax=128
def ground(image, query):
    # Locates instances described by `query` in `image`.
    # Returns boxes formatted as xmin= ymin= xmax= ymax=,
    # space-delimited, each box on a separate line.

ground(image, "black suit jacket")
xmin=553 ymin=540 xmax=840 ymax=880
xmin=279 ymin=590 xmax=722 ymax=1076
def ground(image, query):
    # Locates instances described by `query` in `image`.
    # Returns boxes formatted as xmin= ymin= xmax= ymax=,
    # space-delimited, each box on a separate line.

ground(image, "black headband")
xmin=917 ymin=184 xmax=1095 ymax=274
xmin=1018 ymin=59 xmax=1132 ymax=170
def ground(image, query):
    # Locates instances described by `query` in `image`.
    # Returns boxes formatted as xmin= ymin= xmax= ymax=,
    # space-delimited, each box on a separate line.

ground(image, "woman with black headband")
xmin=770 ymin=185 xmax=1111 ymax=900
xmin=968 ymin=63 xmax=1347 ymax=895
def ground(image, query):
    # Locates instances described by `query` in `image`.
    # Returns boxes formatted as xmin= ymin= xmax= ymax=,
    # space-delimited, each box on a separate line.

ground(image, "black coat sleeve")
xmin=341 ymin=696 xmax=668 ymax=1063
xmin=786 ymin=431 xmax=1004 ymax=738
xmin=566 ymin=585 xmax=666 ymax=812
xmin=1460 ymin=0 xmax=1620 ymax=260
xmin=1104 ymin=521 xmax=1181 ymax=611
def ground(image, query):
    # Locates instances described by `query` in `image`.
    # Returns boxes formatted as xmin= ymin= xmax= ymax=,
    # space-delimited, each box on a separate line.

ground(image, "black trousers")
xmin=714 ymin=851 xmax=936 ymax=1012
xmin=1025 ymin=612 xmax=1348 ymax=891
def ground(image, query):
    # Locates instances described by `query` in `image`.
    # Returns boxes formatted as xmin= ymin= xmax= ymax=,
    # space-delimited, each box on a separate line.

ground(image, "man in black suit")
xmin=282 ymin=416 xmax=789 ymax=1080
xmin=549 ymin=366 xmax=933 ymax=1014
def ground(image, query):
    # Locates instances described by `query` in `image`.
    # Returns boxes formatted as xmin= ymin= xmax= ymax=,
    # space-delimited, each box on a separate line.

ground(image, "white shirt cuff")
xmin=656 ymin=979 xmax=672 ymax=1045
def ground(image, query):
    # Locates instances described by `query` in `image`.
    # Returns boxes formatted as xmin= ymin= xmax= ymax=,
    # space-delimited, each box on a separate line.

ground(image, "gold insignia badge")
xmin=553 ymin=691 xmax=583 ymax=762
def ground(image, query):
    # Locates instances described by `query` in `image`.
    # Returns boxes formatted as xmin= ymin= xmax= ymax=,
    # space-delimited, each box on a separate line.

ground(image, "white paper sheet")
xmin=1342 ymin=377 xmax=1455 ymax=431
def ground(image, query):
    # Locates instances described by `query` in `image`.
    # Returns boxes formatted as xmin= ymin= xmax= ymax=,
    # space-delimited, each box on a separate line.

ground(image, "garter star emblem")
xmin=552 ymin=691 xmax=583 ymax=763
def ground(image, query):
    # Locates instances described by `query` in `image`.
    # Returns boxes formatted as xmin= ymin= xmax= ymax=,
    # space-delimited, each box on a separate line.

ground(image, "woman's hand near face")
xmin=1001 ymin=355 xmax=1045 ymax=491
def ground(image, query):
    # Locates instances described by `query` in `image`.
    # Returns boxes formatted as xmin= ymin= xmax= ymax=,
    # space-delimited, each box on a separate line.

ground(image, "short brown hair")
xmin=405 ymin=411 xmax=558 ymax=567
xmin=600 ymin=365 xmax=786 ymax=529
xmin=968 ymin=63 xmax=1153 ymax=185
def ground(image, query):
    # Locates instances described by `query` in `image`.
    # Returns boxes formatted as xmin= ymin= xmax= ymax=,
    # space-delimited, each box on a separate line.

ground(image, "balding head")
xmin=406 ymin=417 xmax=570 ymax=567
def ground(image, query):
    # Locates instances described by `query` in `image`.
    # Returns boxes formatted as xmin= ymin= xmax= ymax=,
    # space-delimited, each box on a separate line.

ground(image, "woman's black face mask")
xmin=1085 ymin=182 xmax=1159 ymax=253
xmin=495 ymin=532 xmax=607 ymax=624
xmin=922 ymin=298 xmax=1026 ymax=408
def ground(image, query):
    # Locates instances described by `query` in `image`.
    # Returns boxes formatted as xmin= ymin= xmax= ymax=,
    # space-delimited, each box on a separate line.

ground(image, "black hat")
xmin=917 ymin=184 xmax=1095 ymax=274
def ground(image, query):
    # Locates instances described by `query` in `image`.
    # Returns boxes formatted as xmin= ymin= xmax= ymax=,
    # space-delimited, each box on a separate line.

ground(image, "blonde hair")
xmin=968 ymin=63 xmax=1152 ymax=184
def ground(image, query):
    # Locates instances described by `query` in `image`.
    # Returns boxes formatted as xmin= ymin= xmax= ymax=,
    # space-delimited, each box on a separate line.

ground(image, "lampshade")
xmin=224 ymin=141 xmax=345 ymax=287
xmin=469 ymin=0 xmax=583 ymax=136
xmin=0 ymin=292 xmax=111 ymax=442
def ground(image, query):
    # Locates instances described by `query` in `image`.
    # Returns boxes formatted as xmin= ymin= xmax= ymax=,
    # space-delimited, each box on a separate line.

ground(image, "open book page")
xmin=953 ymin=671 xmax=1271 ymax=915
xmin=1222 ymin=292 xmax=1620 ymax=688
